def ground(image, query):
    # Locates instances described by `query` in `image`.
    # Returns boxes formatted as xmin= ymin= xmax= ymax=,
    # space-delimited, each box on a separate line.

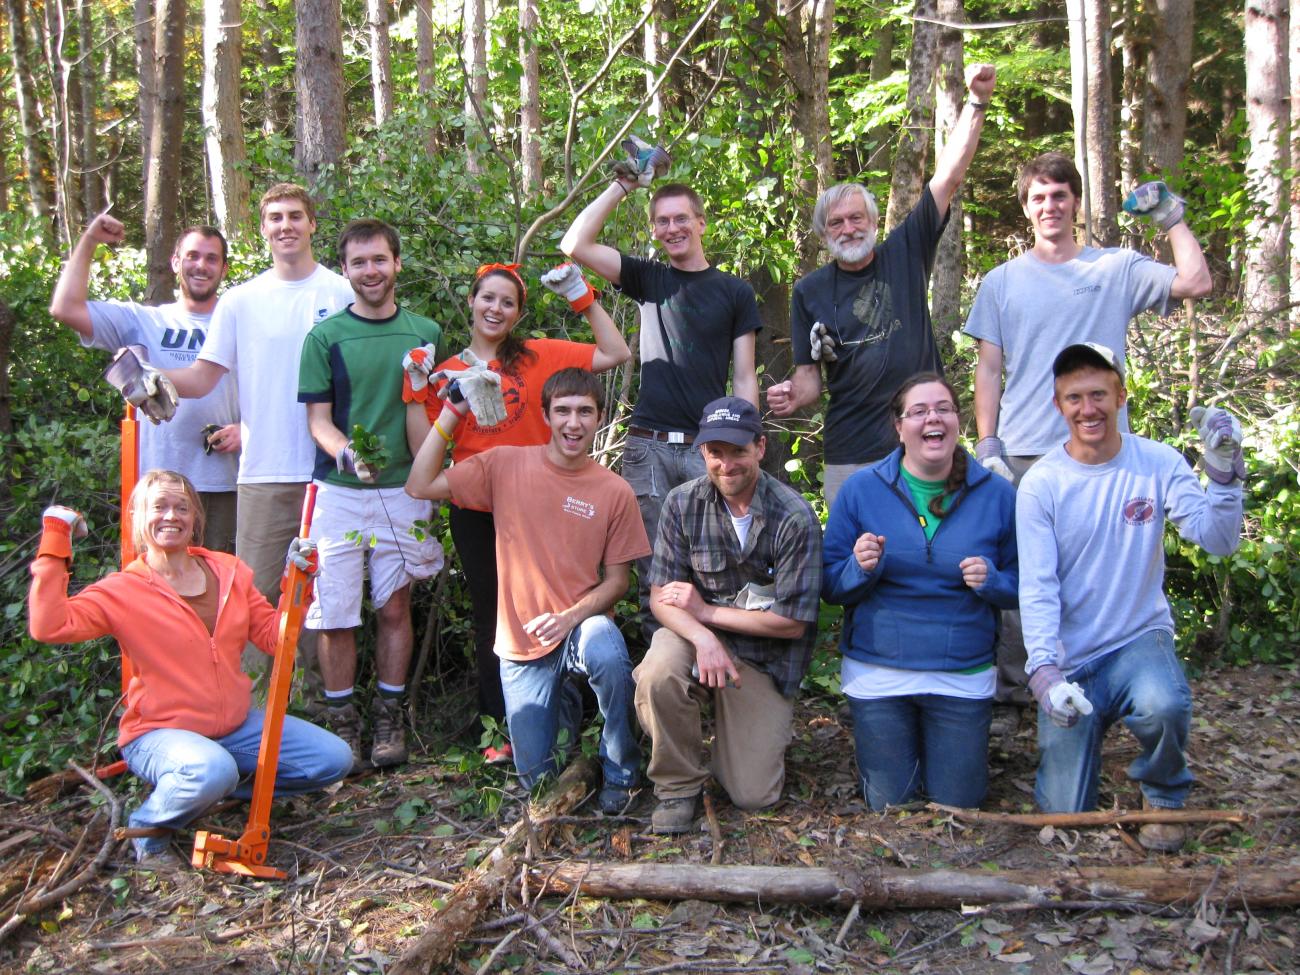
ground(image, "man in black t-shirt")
xmin=768 ymin=63 xmax=997 ymax=506
xmin=562 ymin=177 xmax=761 ymax=641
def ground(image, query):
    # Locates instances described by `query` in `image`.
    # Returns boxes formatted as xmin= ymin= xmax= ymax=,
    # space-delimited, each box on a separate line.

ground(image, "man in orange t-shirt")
xmin=406 ymin=368 xmax=650 ymax=813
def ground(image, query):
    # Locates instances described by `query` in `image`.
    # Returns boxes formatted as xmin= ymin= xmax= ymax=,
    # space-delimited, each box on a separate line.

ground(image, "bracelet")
xmin=433 ymin=420 xmax=453 ymax=443
xmin=613 ymin=180 xmax=630 ymax=197
xmin=968 ymin=97 xmax=989 ymax=111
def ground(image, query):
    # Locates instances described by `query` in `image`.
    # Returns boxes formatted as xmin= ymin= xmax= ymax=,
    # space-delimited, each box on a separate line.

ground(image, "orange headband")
xmin=474 ymin=262 xmax=527 ymax=303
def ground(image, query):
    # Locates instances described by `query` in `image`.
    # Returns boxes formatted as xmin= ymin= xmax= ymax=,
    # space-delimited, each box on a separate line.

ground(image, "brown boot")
xmin=370 ymin=695 xmax=409 ymax=768
xmin=1138 ymin=798 xmax=1186 ymax=853
xmin=326 ymin=702 xmax=363 ymax=768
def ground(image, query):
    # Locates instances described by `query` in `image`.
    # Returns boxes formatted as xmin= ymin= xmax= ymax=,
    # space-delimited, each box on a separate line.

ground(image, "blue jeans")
xmin=1035 ymin=629 xmax=1192 ymax=812
xmin=499 ymin=615 xmax=641 ymax=791
xmin=848 ymin=694 xmax=991 ymax=809
xmin=122 ymin=710 xmax=353 ymax=857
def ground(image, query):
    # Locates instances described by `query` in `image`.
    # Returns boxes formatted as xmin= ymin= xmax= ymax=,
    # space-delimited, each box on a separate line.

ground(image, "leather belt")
xmin=628 ymin=425 xmax=694 ymax=446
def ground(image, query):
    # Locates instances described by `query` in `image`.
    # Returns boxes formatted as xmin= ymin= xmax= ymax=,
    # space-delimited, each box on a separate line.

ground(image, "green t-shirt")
xmin=899 ymin=466 xmax=949 ymax=541
xmin=298 ymin=305 xmax=442 ymax=487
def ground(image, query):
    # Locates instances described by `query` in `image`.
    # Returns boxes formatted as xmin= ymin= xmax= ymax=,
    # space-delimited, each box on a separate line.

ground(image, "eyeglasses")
xmin=653 ymin=214 xmax=697 ymax=230
xmin=899 ymin=402 xmax=958 ymax=421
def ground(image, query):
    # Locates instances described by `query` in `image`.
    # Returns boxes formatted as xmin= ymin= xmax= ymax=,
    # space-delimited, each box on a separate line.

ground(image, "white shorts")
xmin=304 ymin=481 xmax=444 ymax=630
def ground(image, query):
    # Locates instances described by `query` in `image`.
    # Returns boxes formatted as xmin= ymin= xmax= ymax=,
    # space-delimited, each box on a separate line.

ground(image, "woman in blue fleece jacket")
xmin=823 ymin=373 xmax=1018 ymax=809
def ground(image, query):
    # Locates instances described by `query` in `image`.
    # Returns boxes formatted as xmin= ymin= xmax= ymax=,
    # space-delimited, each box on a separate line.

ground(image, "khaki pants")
xmin=633 ymin=628 xmax=793 ymax=810
xmin=198 ymin=490 xmax=237 ymax=554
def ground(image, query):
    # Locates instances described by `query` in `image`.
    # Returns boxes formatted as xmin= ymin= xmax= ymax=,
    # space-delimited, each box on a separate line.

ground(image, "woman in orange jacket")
xmin=29 ymin=469 xmax=352 ymax=868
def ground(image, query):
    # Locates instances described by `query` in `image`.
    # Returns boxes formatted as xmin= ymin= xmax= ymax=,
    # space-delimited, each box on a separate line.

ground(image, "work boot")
xmin=326 ymin=702 xmax=363 ymax=768
xmin=598 ymin=783 xmax=636 ymax=815
xmin=1138 ymin=798 xmax=1186 ymax=853
xmin=370 ymin=695 xmax=409 ymax=768
xmin=650 ymin=794 xmax=700 ymax=834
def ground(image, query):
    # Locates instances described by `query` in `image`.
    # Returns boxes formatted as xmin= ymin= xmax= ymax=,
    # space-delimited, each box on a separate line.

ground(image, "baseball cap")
xmin=696 ymin=396 xmax=764 ymax=446
xmin=1051 ymin=342 xmax=1126 ymax=380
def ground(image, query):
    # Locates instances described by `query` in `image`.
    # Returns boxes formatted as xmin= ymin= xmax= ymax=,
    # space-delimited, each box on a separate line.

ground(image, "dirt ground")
xmin=1 ymin=663 xmax=1297 ymax=975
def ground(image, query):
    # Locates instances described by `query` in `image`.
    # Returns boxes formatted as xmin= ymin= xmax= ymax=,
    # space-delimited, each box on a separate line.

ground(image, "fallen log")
xmin=530 ymin=861 xmax=1300 ymax=911
xmin=927 ymin=803 xmax=1300 ymax=828
xmin=389 ymin=757 xmax=600 ymax=975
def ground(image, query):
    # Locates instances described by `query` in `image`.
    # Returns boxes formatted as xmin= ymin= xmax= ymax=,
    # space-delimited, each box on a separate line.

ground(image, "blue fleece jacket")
xmin=822 ymin=447 xmax=1019 ymax=672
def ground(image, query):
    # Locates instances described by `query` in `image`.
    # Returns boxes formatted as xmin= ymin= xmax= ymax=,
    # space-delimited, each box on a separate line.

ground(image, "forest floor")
xmin=1 ymin=662 xmax=1297 ymax=975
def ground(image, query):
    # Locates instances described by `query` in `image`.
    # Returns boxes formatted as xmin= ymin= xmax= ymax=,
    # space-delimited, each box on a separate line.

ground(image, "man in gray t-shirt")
xmin=962 ymin=152 xmax=1212 ymax=716
xmin=50 ymin=214 xmax=240 ymax=552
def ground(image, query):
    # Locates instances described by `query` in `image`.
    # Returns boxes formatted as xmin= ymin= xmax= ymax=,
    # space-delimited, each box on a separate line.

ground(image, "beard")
xmin=178 ymin=273 xmax=219 ymax=303
xmin=827 ymin=228 xmax=877 ymax=266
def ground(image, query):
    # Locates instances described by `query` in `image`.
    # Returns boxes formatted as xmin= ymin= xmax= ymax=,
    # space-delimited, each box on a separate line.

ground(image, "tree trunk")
xmin=1244 ymin=0 xmax=1289 ymax=324
xmin=930 ymin=0 xmax=964 ymax=363
xmin=0 ymin=299 xmax=13 ymax=507
xmin=415 ymin=0 xmax=435 ymax=95
xmin=135 ymin=0 xmax=155 ymax=210
xmin=865 ymin=22 xmax=895 ymax=173
xmin=532 ymin=861 xmax=1300 ymax=910
xmin=1117 ymin=0 xmax=1143 ymax=194
xmin=1290 ymin=0 xmax=1300 ymax=325
xmin=253 ymin=0 xmax=288 ymax=138
xmin=1067 ymin=0 xmax=1120 ymax=246
xmin=463 ymin=0 xmax=486 ymax=172
xmin=203 ymin=0 xmax=250 ymax=237
xmin=44 ymin=0 xmax=79 ymax=242
xmin=74 ymin=0 xmax=102 ymax=218
xmin=1142 ymin=0 xmax=1194 ymax=176
xmin=367 ymin=0 xmax=393 ymax=128
xmin=644 ymin=3 xmax=661 ymax=120
xmin=4 ymin=0 xmax=57 ymax=234
xmin=294 ymin=0 xmax=347 ymax=186
xmin=143 ymin=0 xmax=185 ymax=304
xmin=519 ymin=0 xmax=542 ymax=196
xmin=885 ymin=0 xmax=938 ymax=233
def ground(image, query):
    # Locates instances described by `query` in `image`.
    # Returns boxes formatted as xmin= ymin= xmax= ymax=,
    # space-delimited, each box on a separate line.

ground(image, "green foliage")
xmin=349 ymin=423 xmax=390 ymax=474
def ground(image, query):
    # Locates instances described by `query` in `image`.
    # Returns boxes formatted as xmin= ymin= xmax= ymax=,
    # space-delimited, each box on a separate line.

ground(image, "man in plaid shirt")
xmin=634 ymin=397 xmax=823 ymax=834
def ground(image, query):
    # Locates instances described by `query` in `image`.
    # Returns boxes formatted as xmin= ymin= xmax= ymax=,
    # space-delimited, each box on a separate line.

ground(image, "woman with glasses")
xmin=822 ymin=372 xmax=1018 ymax=809
xmin=404 ymin=262 xmax=630 ymax=762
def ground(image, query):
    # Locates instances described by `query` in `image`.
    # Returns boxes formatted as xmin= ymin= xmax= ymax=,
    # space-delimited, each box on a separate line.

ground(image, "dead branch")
xmin=927 ymin=803 xmax=1300 ymax=828
xmin=530 ymin=861 xmax=1300 ymax=911
xmin=389 ymin=756 xmax=600 ymax=975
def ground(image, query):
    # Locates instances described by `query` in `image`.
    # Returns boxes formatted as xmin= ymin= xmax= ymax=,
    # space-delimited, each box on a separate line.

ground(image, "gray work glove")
xmin=285 ymin=536 xmax=318 ymax=575
xmin=1190 ymin=405 xmax=1246 ymax=484
xmin=103 ymin=345 xmax=178 ymax=425
xmin=975 ymin=436 xmax=1016 ymax=483
xmin=733 ymin=582 xmax=776 ymax=611
xmin=1123 ymin=181 xmax=1187 ymax=232
xmin=612 ymin=134 xmax=671 ymax=188
xmin=540 ymin=262 xmax=596 ymax=313
xmin=452 ymin=350 xmax=508 ymax=427
xmin=336 ymin=442 xmax=378 ymax=483
xmin=809 ymin=321 xmax=838 ymax=362
xmin=1028 ymin=664 xmax=1094 ymax=729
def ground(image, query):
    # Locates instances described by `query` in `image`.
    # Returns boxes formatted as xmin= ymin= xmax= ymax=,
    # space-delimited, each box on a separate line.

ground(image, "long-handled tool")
xmin=191 ymin=483 xmax=319 ymax=879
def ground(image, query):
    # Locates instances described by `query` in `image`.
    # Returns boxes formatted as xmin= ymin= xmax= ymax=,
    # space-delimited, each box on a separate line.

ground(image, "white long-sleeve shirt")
xmin=1017 ymin=435 xmax=1242 ymax=677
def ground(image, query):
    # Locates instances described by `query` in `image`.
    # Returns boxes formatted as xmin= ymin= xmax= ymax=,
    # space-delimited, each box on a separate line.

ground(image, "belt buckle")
xmin=667 ymin=431 xmax=685 ymax=445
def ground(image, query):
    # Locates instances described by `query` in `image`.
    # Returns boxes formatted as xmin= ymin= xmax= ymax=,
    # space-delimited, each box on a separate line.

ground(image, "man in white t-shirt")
xmin=154 ymin=183 xmax=355 ymax=670
xmin=50 ymin=215 xmax=241 ymax=551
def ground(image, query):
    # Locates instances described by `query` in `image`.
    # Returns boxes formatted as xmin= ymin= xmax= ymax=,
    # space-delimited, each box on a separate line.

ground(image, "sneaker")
xmin=482 ymin=743 xmax=513 ymax=765
xmin=598 ymin=784 xmax=635 ymax=815
xmin=1138 ymin=799 xmax=1186 ymax=852
xmin=370 ymin=695 xmax=409 ymax=768
xmin=988 ymin=704 xmax=1022 ymax=738
xmin=650 ymin=794 xmax=700 ymax=834
xmin=326 ymin=702 xmax=363 ymax=767
xmin=135 ymin=848 xmax=184 ymax=873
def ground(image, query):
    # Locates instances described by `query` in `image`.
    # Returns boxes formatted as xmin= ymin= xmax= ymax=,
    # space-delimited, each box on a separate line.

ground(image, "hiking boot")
xmin=134 ymin=847 xmax=184 ymax=873
xmin=598 ymin=783 xmax=635 ymax=815
xmin=326 ymin=702 xmax=363 ymax=768
xmin=370 ymin=695 xmax=409 ymax=768
xmin=988 ymin=704 xmax=1022 ymax=738
xmin=650 ymin=794 xmax=700 ymax=834
xmin=1138 ymin=799 xmax=1186 ymax=853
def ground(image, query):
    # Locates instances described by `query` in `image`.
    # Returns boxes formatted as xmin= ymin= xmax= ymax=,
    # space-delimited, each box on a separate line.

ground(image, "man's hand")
xmin=1190 ymin=405 xmax=1246 ymax=484
xmin=103 ymin=346 xmax=178 ymax=425
xmin=336 ymin=442 xmax=378 ymax=483
xmin=85 ymin=210 xmax=126 ymax=246
xmin=853 ymin=532 xmax=885 ymax=573
xmin=402 ymin=344 xmax=439 ymax=404
xmin=203 ymin=423 xmax=241 ymax=454
xmin=959 ymin=556 xmax=988 ymax=589
xmin=38 ymin=505 xmax=88 ymax=561
xmin=541 ymin=262 xmax=596 ymax=313
xmin=522 ymin=609 xmax=574 ymax=648
xmin=809 ymin=322 xmax=838 ymax=362
xmin=285 ymin=537 xmax=318 ymax=575
xmin=1123 ymin=181 xmax=1187 ymax=232
xmin=966 ymin=63 xmax=996 ymax=102
xmin=693 ymin=631 xmax=741 ymax=689
xmin=611 ymin=134 xmax=671 ymax=188
xmin=454 ymin=350 xmax=508 ymax=426
xmin=975 ymin=436 xmax=1015 ymax=482
xmin=765 ymin=379 xmax=798 ymax=417
xmin=1028 ymin=664 xmax=1094 ymax=728
xmin=656 ymin=580 xmax=709 ymax=620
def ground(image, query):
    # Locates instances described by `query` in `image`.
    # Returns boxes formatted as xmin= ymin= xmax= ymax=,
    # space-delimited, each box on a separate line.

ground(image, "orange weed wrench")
xmin=192 ymin=482 xmax=318 ymax=879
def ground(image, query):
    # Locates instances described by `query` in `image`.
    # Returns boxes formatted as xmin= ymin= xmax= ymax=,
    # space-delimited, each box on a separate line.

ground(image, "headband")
xmin=474 ymin=262 xmax=527 ymax=303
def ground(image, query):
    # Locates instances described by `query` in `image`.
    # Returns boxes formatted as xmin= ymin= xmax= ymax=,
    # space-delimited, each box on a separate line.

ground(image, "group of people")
xmin=29 ymin=60 xmax=1245 ymax=866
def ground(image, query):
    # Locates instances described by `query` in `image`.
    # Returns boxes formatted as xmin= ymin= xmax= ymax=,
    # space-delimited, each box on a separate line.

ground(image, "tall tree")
xmin=1290 ymin=0 xmax=1300 ymax=323
xmin=74 ymin=0 xmax=102 ymax=218
xmin=203 ymin=0 xmax=250 ymax=236
xmin=143 ymin=0 xmax=186 ymax=303
xmin=4 ymin=0 xmax=57 ymax=234
xmin=1067 ymin=0 xmax=1119 ymax=246
xmin=135 ymin=0 xmax=155 ymax=208
xmin=930 ymin=0 xmax=965 ymax=359
xmin=368 ymin=0 xmax=393 ymax=128
xmin=462 ymin=0 xmax=487 ymax=171
xmin=519 ymin=0 xmax=542 ymax=195
xmin=1142 ymin=0 xmax=1195 ymax=175
xmin=295 ymin=0 xmax=347 ymax=185
xmin=1243 ymin=0 xmax=1289 ymax=321
xmin=885 ymin=0 xmax=938 ymax=232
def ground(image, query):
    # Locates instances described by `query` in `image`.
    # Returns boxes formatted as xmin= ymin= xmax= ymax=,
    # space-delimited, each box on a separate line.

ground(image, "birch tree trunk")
xmin=519 ymin=0 xmax=542 ymax=196
xmin=143 ymin=0 xmax=186 ymax=304
xmin=294 ymin=0 xmax=347 ymax=185
xmin=1066 ymin=0 xmax=1119 ymax=246
xmin=1244 ymin=0 xmax=1289 ymax=323
xmin=4 ymin=0 xmax=57 ymax=233
xmin=203 ymin=0 xmax=250 ymax=236
xmin=368 ymin=0 xmax=393 ymax=128
xmin=931 ymin=0 xmax=965 ymax=362
xmin=885 ymin=0 xmax=938 ymax=233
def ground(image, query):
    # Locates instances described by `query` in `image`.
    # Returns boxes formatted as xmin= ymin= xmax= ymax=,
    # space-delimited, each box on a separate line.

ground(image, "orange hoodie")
xmin=29 ymin=540 xmax=281 ymax=747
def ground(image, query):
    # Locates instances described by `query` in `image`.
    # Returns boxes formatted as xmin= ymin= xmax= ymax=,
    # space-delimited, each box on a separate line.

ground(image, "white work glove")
xmin=1189 ymin=405 xmax=1246 ymax=484
xmin=541 ymin=262 xmax=596 ymax=313
xmin=103 ymin=346 xmax=178 ymax=425
xmin=1123 ymin=181 xmax=1187 ymax=232
xmin=402 ymin=344 xmax=439 ymax=404
xmin=612 ymin=134 xmax=671 ymax=188
xmin=451 ymin=350 xmax=508 ymax=427
xmin=335 ymin=442 xmax=378 ymax=483
xmin=975 ymin=436 xmax=1015 ymax=483
xmin=809 ymin=322 xmax=838 ymax=362
xmin=1029 ymin=664 xmax=1094 ymax=729
xmin=285 ymin=537 xmax=318 ymax=575
xmin=38 ymin=505 xmax=89 ymax=561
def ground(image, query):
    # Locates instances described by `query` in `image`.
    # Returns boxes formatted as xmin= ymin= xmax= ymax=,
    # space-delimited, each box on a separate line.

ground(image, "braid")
xmin=928 ymin=447 xmax=967 ymax=521
xmin=495 ymin=333 xmax=537 ymax=372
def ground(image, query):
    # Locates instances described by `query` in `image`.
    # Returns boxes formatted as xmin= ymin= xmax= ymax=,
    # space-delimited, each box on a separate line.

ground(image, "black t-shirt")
xmin=619 ymin=254 xmax=762 ymax=433
xmin=790 ymin=188 xmax=948 ymax=465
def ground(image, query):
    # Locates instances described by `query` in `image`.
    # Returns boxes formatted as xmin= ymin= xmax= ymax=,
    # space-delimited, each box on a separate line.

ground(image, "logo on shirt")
xmin=563 ymin=496 xmax=596 ymax=520
xmin=1122 ymin=497 xmax=1156 ymax=526
xmin=315 ymin=307 xmax=331 ymax=322
xmin=1073 ymin=285 xmax=1102 ymax=296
